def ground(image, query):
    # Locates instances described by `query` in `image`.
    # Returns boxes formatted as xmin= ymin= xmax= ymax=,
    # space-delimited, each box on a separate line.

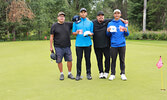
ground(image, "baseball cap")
xmin=58 ymin=12 xmax=65 ymax=16
xmin=72 ymin=15 xmax=81 ymax=24
xmin=113 ymin=9 xmax=121 ymax=14
xmin=97 ymin=11 xmax=104 ymax=16
xmin=80 ymin=8 xmax=87 ymax=12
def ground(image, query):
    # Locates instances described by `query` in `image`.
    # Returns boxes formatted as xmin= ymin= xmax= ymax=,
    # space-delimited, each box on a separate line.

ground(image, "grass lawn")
xmin=0 ymin=40 xmax=167 ymax=100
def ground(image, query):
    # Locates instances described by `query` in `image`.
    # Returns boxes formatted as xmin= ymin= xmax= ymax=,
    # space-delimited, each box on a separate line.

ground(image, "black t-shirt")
xmin=50 ymin=22 xmax=73 ymax=47
xmin=92 ymin=19 xmax=112 ymax=48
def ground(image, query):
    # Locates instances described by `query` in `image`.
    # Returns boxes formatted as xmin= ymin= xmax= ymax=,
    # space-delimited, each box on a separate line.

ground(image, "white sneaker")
xmin=103 ymin=73 xmax=109 ymax=79
xmin=109 ymin=75 xmax=115 ymax=81
xmin=121 ymin=74 xmax=127 ymax=81
xmin=99 ymin=73 xmax=104 ymax=79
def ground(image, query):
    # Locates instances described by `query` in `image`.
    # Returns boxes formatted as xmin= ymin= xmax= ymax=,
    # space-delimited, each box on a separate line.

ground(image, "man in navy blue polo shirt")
xmin=72 ymin=8 xmax=94 ymax=81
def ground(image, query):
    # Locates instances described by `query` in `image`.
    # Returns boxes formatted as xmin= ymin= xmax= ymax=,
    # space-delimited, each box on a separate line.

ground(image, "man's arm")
xmin=124 ymin=27 xmax=129 ymax=36
xmin=120 ymin=18 xmax=128 ymax=24
xmin=50 ymin=24 xmax=55 ymax=52
xmin=50 ymin=34 xmax=54 ymax=52
xmin=106 ymin=22 xmax=112 ymax=37
xmin=88 ymin=22 xmax=94 ymax=36
xmin=72 ymin=22 xmax=79 ymax=35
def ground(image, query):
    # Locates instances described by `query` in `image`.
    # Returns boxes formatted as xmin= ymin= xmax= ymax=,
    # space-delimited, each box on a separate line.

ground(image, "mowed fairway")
xmin=0 ymin=40 xmax=167 ymax=100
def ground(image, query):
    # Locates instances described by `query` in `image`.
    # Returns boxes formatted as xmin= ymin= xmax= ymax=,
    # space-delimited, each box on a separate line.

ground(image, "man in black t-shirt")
xmin=50 ymin=12 xmax=75 ymax=80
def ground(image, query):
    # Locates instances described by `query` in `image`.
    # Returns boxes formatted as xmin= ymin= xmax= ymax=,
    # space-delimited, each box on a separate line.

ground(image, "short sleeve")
xmin=72 ymin=22 xmax=76 ymax=33
xmin=50 ymin=24 xmax=55 ymax=35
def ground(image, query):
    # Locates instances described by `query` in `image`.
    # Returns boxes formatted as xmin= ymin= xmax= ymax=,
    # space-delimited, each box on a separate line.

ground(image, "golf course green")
xmin=0 ymin=40 xmax=167 ymax=100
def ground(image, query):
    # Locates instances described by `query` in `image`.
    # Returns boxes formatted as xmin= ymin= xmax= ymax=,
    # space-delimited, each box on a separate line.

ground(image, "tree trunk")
xmin=38 ymin=30 xmax=41 ymax=40
xmin=12 ymin=28 xmax=16 ymax=41
xmin=143 ymin=0 xmax=147 ymax=33
xmin=7 ymin=30 xmax=10 ymax=39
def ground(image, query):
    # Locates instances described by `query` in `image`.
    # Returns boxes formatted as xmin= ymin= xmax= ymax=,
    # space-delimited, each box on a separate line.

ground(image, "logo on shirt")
xmin=110 ymin=26 xmax=117 ymax=32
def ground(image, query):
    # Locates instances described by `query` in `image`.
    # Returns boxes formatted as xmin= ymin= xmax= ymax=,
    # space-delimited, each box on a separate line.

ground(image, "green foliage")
xmin=127 ymin=0 xmax=143 ymax=30
xmin=127 ymin=31 xmax=167 ymax=40
xmin=0 ymin=0 xmax=167 ymax=41
xmin=0 ymin=0 xmax=8 ymax=41
xmin=147 ymin=0 xmax=167 ymax=30
xmin=127 ymin=32 xmax=143 ymax=40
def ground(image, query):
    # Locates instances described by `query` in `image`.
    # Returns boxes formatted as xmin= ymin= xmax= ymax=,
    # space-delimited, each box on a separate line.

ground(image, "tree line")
xmin=0 ymin=0 xmax=167 ymax=41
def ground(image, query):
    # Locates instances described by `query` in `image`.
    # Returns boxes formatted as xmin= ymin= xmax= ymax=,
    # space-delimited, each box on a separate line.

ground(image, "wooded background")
xmin=0 ymin=0 xmax=167 ymax=41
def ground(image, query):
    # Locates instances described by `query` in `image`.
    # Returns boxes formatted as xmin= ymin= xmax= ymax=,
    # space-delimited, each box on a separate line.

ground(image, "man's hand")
xmin=120 ymin=18 xmax=128 ymax=24
xmin=73 ymin=30 xmax=83 ymax=35
xmin=107 ymin=27 xmax=111 ymax=32
xmin=88 ymin=33 xmax=93 ymax=36
xmin=76 ymin=30 xmax=80 ymax=34
xmin=50 ymin=47 xmax=54 ymax=53
xmin=124 ymin=28 xmax=127 ymax=32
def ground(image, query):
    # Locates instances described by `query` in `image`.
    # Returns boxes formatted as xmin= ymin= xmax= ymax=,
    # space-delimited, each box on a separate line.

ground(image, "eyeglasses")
xmin=58 ymin=16 xmax=65 ymax=18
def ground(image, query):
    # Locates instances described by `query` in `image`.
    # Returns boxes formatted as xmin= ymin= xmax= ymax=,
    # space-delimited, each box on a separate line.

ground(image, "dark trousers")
xmin=94 ymin=47 xmax=110 ymax=73
xmin=110 ymin=46 xmax=126 ymax=75
xmin=76 ymin=46 xmax=91 ymax=76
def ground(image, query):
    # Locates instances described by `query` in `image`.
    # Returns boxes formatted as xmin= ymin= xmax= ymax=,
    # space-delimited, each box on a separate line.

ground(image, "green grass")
xmin=0 ymin=40 xmax=167 ymax=100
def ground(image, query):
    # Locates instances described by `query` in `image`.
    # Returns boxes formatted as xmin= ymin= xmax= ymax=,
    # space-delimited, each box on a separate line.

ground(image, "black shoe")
xmin=75 ymin=75 xmax=80 ymax=81
xmin=60 ymin=74 xmax=64 ymax=80
xmin=68 ymin=74 xmax=75 ymax=79
xmin=87 ymin=74 xmax=92 ymax=80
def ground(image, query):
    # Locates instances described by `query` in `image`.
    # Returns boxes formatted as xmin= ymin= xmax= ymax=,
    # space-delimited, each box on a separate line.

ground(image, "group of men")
xmin=50 ymin=8 xmax=129 ymax=81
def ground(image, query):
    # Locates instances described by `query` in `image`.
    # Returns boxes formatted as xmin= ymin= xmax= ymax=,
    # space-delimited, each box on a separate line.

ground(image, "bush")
xmin=127 ymin=32 xmax=143 ymax=40
xmin=127 ymin=31 xmax=167 ymax=40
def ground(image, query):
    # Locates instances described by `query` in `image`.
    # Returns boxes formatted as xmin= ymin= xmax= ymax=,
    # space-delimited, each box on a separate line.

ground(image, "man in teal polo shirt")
xmin=72 ymin=8 xmax=94 ymax=81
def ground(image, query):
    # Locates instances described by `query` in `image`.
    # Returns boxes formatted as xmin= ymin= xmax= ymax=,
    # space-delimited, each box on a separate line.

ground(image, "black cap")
xmin=97 ymin=11 xmax=104 ymax=16
xmin=80 ymin=8 xmax=87 ymax=12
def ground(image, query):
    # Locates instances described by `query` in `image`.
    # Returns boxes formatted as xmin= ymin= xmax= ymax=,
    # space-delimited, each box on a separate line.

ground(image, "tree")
xmin=147 ymin=0 xmax=167 ymax=30
xmin=6 ymin=0 xmax=34 ymax=40
xmin=128 ymin=0 xmax=144 ymax=30
xmin=0 ymin=0 xmax=8 ymax=41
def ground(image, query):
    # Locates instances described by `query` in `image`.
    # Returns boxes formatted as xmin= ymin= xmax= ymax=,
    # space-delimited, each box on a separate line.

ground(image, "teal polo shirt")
xmin=72 ymin=18 xmax=94 ymax=47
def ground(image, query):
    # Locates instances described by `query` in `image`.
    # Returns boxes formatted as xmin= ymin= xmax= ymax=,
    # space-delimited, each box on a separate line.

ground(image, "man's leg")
xmin=66 ymin=61 xmax=75 ymax=79
xmin=55 ymin=47 xmax=64 ymax=80
xmin=110 ymin=47 xmax=118 ymax=75
xmin=102 ymin=47 xmax=110 ymax=79
xmin=58 ymin=62 xmax=63 ymax=72
xmin=118 ymin=46 xmax=126 ymax=75
xmin=84 ymin=46 xmax=91 ymax=75
xmin=84 ymin=46 xmax=92 ymax=80
xmin=64 ymin=47 xmax=74 ymax=79
xmin=118 ymin=46 xmax=127 ymax=81
xmin=76 ymin=47 xmax=83 ymax=77
xmin=103 ymin=47 xmax=110 ymax=73
xmin=64 ymin=47 xmax=72 ymax=73
xmin=94 ymin=48 xmax=103 ymax=73
xmin=67 ymin=61 xmax=72 ymax=72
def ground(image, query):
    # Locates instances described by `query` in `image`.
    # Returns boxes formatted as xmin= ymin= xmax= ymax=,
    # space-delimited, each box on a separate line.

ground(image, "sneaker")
xmin=87 ymin=74 xmax=92 ymax=80
xmin=121 ymin=74 xmax=127 ymax=81
xmin=109 ymin=75 xmax=115 ymax=81
xmin=99 ymin=73 xmax=104 ymax=79
xmin=75 ymin=75 xmax=80 ymax=81
xmin=68 ymin=74 xmax=75 ymax=79
xmin=60 ymin=74 xmax=64 ymax=80
xmin=103 ymin=72 xmax=109 ymax=79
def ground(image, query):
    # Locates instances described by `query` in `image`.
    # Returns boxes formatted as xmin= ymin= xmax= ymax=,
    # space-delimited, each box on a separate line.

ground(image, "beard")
xmin=98 ymin=19 xmax=104 ymax=23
